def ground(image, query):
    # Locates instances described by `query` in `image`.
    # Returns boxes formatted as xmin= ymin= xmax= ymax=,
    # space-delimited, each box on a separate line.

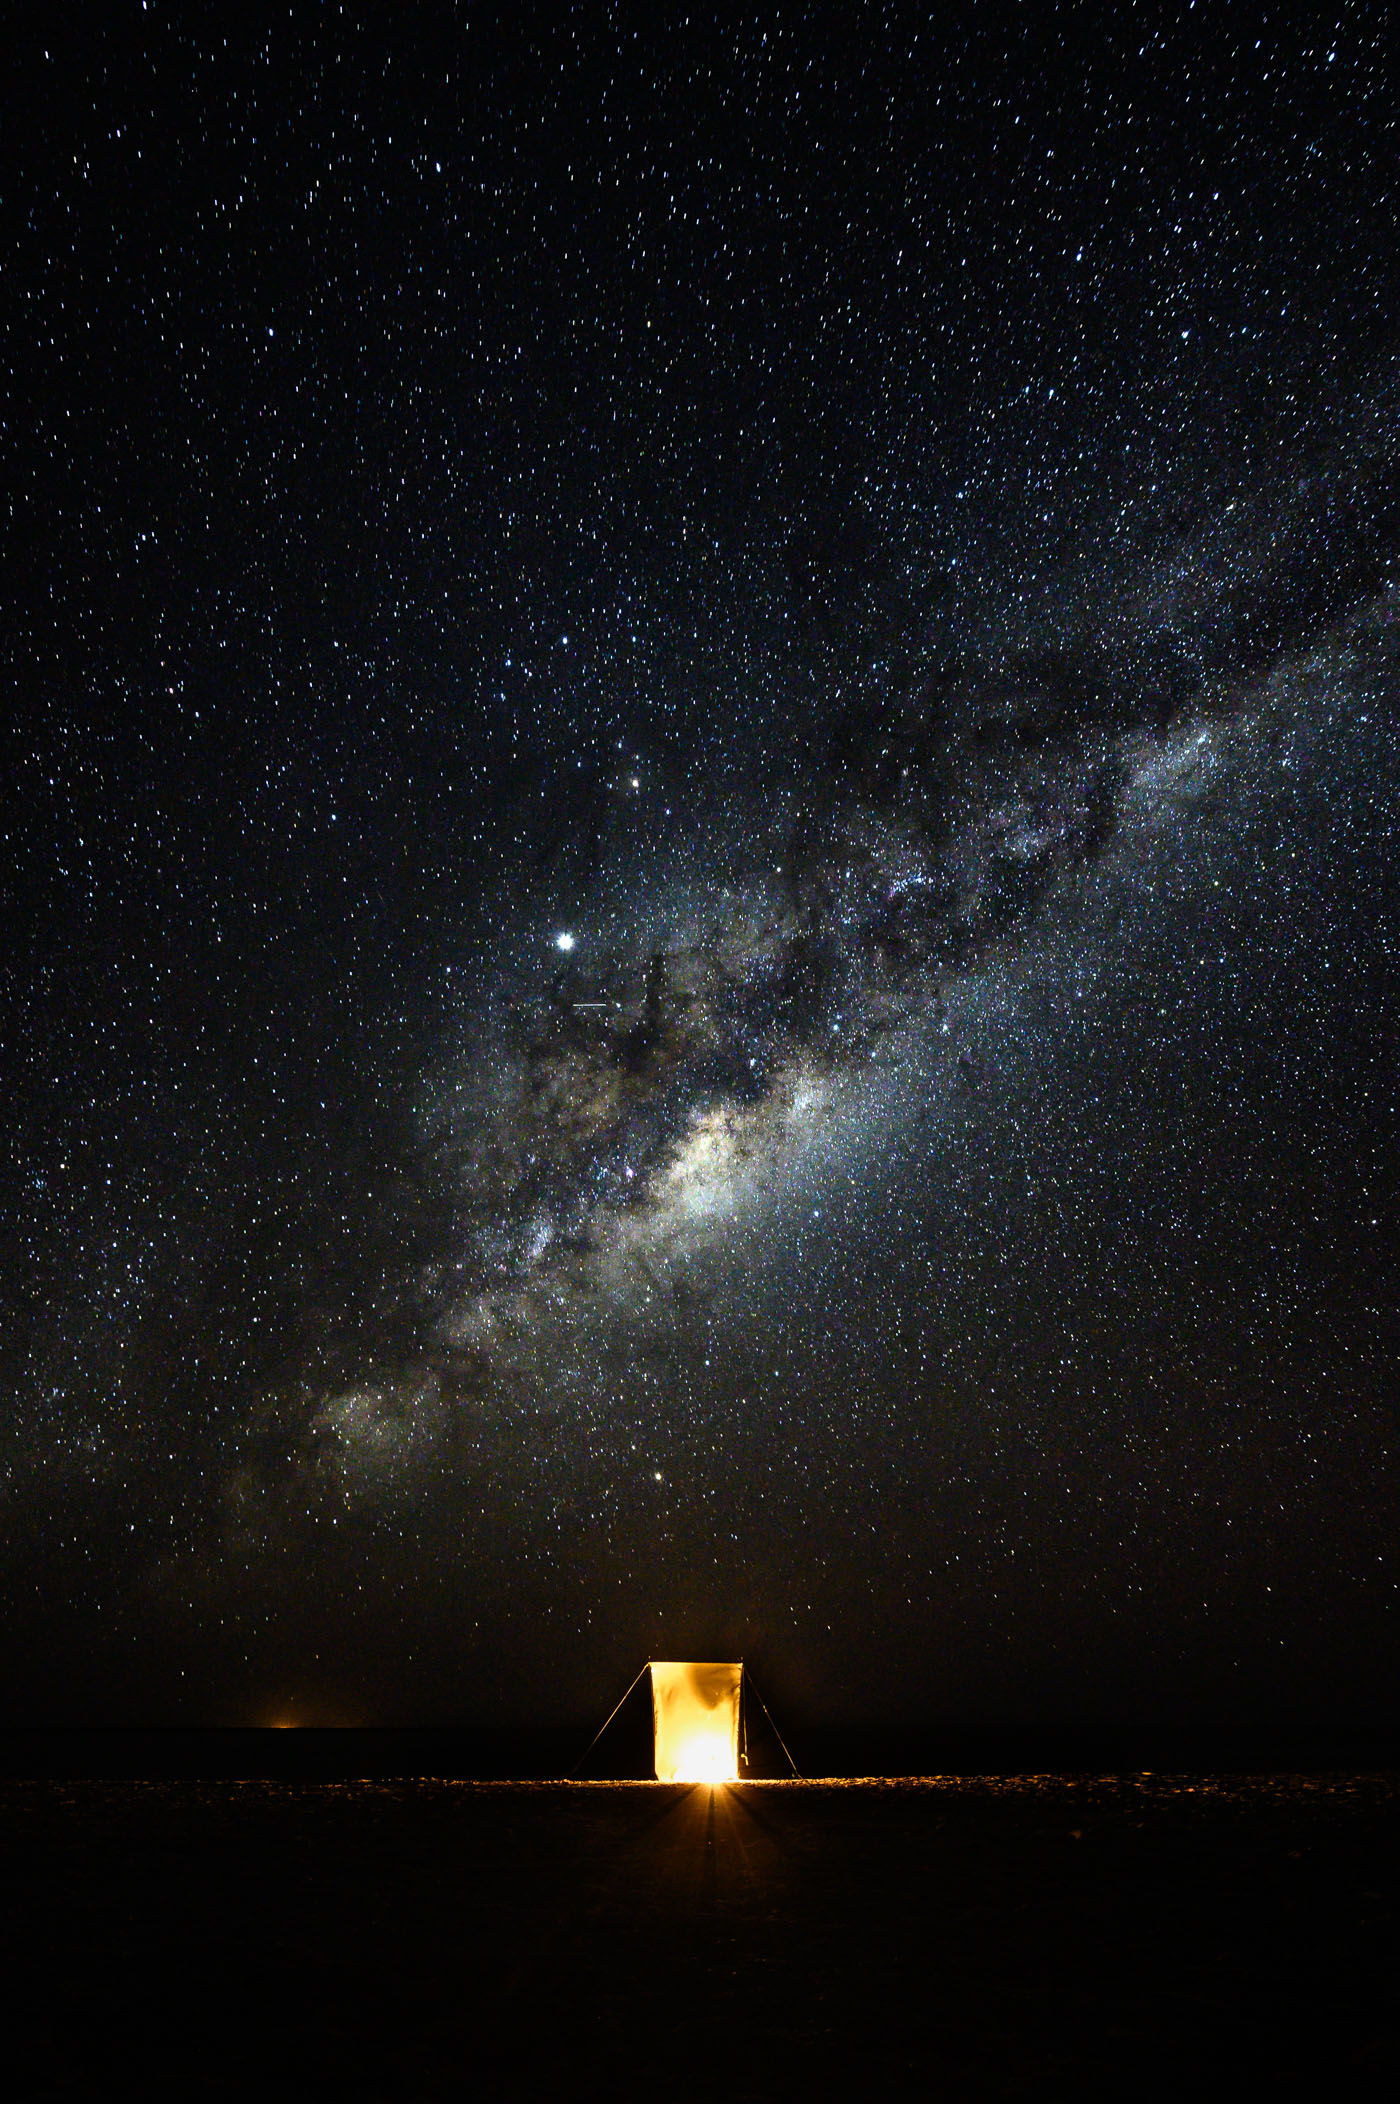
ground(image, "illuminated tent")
xmin=649 ymin=1660 xmax=743 ymax=1782
xmin=575 ymin=1657 xmax=795 ymax=1779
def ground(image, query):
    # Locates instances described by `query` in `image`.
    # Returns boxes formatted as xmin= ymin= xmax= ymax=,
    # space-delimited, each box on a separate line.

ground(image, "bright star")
xmin=555 ymin=931 xmax=576 ymax=953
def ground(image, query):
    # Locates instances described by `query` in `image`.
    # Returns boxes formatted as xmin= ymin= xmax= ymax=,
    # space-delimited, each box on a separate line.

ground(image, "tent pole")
xmin=743 ymin=1666 xmax=801 ymax=1778
xmin=568 ymin=1660 xmax=652 ymax=1779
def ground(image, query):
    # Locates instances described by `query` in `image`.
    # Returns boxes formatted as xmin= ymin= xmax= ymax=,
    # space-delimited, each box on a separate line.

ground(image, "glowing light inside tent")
xmin=650 ymin=1660 xmax=742 ymax=1783
xmin=675 ymin=1738 xmax=736 ymax=1783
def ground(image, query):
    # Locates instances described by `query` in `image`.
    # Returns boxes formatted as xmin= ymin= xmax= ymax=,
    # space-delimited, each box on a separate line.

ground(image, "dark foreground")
xmin=4 ymin=1773 xmax=1397 ymax=2100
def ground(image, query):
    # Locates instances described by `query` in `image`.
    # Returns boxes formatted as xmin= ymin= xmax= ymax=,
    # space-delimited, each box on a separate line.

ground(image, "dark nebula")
xmin=2 ymin=8 xmax=1397 ymax=1741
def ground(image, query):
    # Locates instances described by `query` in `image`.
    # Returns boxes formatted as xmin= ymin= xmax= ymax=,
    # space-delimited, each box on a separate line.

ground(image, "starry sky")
xmin=3 ymin=5 xmax=1399 ymax=1738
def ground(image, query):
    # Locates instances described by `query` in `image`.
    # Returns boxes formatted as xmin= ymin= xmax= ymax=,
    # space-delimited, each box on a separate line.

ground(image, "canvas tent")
xmin=574 ymin=1657 xmax=796 ymax=1779
xmin=649 ymin=1660 xmax=743 ymax=1781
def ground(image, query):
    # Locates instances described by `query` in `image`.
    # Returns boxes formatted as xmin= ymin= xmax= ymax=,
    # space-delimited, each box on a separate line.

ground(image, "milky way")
xmin=298 ymin=392 xmax=1400 ymax=1507
xmin=3 ymin=12 xmax=1398 ymax=1732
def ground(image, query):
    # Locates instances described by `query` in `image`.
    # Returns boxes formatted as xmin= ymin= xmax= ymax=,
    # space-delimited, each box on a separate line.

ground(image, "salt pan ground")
xmin=4 ymin=1771 xmax=1397 ymax=2099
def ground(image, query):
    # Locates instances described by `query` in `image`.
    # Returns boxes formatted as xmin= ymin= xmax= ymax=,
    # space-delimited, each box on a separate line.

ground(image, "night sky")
xmin=3 ymin=6 xmax=1398 ymax=1739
